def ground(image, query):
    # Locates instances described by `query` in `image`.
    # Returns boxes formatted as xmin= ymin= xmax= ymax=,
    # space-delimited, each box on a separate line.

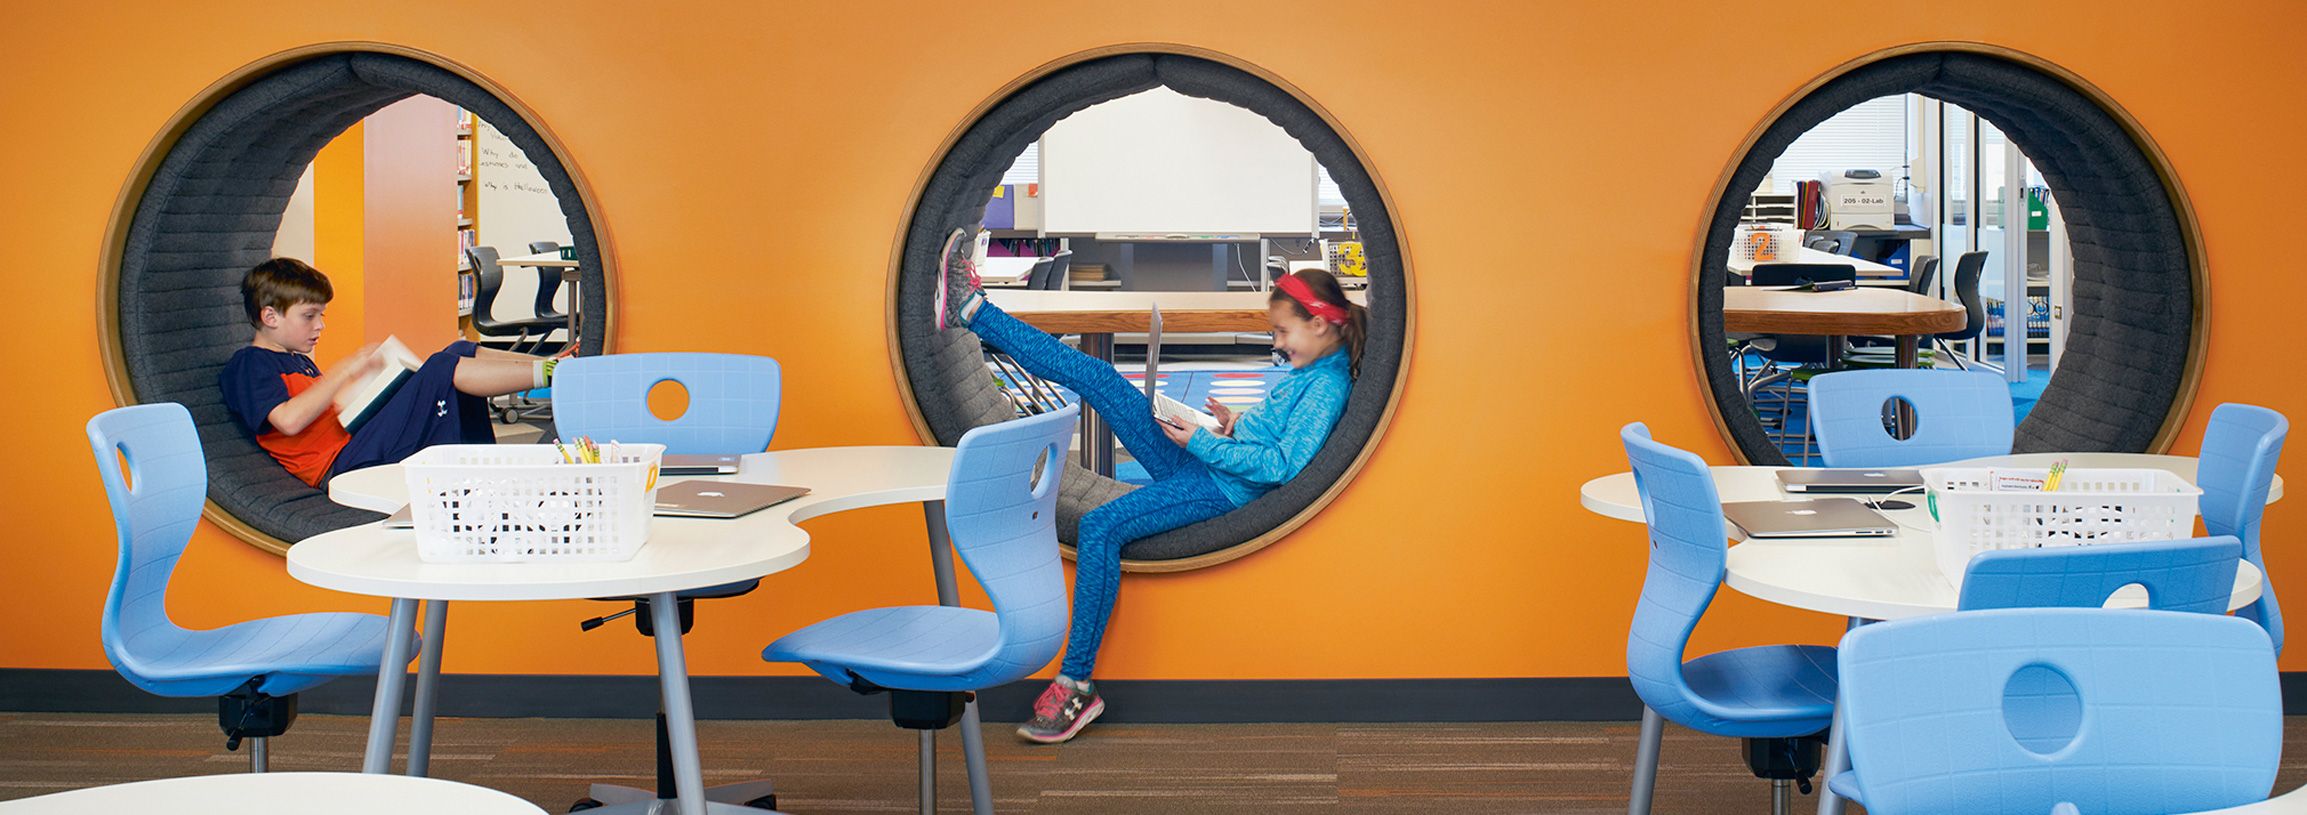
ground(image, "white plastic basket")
xmin=1925 ymin=467 xmax=2201 ymax=587
xmin=400 ymin=443 xmax=665 ymax=563
xmin=1731 ymin=224 xmax=1803 ymax=264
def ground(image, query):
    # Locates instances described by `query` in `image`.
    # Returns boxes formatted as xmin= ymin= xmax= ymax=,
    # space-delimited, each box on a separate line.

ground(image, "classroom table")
xmin=1724 ymin=286 xmax=1963 ymax=369
xmin=984 ymin=289 xmax=1367 ymax=475
xmin=295 ymin=446 xmax=959 ymax=815
xmin=977 ymin=256 xmax=1041 ymax=288
xmin=0 ymin=773 xmax=547 ymax=814
xmin=1728 ymin=245 xmax=1901 ymax=277
xmin=1580 ymin=451 xmax=2273 ymax=620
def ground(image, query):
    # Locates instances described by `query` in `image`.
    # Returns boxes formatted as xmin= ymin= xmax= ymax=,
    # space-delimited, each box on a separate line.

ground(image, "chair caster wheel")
xmin=568 ymin=798 xmax=603 ymax=812
xmin=744 ymin=794 xmax=778 ymax=810
xmin=500 ymin=408 xmax=521 ymax=424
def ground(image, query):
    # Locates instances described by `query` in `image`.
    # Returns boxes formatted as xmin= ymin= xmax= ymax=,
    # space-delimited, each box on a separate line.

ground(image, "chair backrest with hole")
xmin=552 ymin=353 xmax=782 ymax=455
xmin=1839 ymin=608 xmax=2278 ymax=815
xmin=941 ymin=406 xmax=1080 ymax=687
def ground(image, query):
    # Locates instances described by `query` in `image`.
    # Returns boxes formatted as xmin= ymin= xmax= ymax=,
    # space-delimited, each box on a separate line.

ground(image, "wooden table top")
xmin=1722 ymin=287 xmax=1965 ymax=335
xmin=987 ymin=289 xmax=1368 ymax=334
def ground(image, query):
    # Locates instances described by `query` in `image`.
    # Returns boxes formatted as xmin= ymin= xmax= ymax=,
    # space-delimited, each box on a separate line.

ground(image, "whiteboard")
xmin=474 ymin=117 xmax=572 ymax=322
xmin=1039 ymin=87 xmax=1316 ymax=236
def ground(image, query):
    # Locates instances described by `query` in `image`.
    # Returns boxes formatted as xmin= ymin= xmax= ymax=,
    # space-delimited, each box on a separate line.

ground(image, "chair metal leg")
xmin=960 ymin=699 xmax=994 ymax=815
xmin=406 ymin=599 xmax=449 ymax=777
xmin=1628 ymin=705 xmax=1663 ymax=815
xmin=918 ymin=730 xmax=937 ymax=815
xmin=1772 ymin=778 xmax=1792 ymax=815
xmin=363 ymin=597 xmax=421 ymax=774
xmin=248 ymin=736 xmax=268 ymax=773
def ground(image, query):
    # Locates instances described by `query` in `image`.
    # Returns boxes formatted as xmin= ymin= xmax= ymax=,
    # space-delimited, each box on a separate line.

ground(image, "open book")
xmin=1144 ymin=305 xmax=1221 ymax=432
xmin=333 ymin=336 xmax=424 ymax=434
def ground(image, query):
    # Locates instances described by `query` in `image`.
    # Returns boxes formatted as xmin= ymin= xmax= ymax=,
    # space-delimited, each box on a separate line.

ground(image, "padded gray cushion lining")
xmin=118 ymin=52 xmax=606 ymax=545
xmin=1699 ymin=52 xmax=2193 ymax=463
xmin=897 ymin=54 xmax=1406 ymax=561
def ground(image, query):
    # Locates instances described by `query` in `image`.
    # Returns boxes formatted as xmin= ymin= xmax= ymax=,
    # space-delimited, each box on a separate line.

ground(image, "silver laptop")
xmin=1143 ymin=305 xmax=1221 ymax=431
xmin=661 ymin=453 xmax=742 ymax=476
xmin=653 ymin=481 xmax=810 ymax=518
xmin=1722 ymin=498 xmax=1896 ymax=538
xmin=1777 ymin=468 xmax=1924 ymax=493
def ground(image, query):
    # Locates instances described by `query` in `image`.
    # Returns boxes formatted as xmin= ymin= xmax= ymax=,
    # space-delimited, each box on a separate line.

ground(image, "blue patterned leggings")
xmin=969 ymin=303 xmax=1237 ymax=679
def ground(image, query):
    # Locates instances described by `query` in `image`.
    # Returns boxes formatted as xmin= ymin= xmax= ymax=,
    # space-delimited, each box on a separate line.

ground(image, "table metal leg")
xmin=363 ymin=597 xmax=420 ymax=774
xmin=1077 ymin=332 xmax=1115 ymax=477
xmin=406 ymin=600 xmax=449 ymax=777
xmin=648 ymin=591 xmax=708 ymax=815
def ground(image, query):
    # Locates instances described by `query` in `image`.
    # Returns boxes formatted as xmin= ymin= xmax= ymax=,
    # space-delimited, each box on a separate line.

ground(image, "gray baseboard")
xmin=1 ymin=670 xmax=1640 ymax=723
xmin=12 ymin=670 xmax=2306 ymax=723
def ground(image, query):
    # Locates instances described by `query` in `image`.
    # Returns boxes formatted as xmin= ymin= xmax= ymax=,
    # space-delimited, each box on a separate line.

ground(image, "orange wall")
xmin=5 ymin=2 xmax=2305 ymax=683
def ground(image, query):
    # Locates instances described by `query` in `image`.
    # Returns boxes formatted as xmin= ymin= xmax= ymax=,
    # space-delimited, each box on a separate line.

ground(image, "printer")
xmin=1820 ymin=169 xmax=1895 ymax=230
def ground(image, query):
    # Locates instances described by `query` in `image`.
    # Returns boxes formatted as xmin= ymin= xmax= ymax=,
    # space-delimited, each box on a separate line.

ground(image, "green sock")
xmin=534 ymin=358 xmax=558 ymax=389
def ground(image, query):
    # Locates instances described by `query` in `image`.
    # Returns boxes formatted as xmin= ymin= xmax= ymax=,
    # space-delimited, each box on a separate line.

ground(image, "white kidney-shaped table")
xmin=291 ymin=447 xmax=958 ymax=815
xmin=0 ymin=773 xmax=546 ymax=814
xmin=1581 ymin=451 xmax=2281 ymax=815
xmin=1580 ymin=452 xmax=2274 ymax=620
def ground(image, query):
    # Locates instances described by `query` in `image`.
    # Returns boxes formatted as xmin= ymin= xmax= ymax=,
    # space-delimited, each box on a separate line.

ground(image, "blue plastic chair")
xmin=765 ymin=406 xmax=1078 ymax=815
xmin=1828 ymin=536 xmax=2251 ymax=805
xmin=1622 ymin=423 xmax=1838 ymax=815
xmin=87 ymin=403 xmax=398 ymax=771
xmin=1957 ymin=536 xmax=2244 ymax=614
xmin=548 ymin=352 xmax=788 ymax=811
xmin=2199 ymin=403 xmax=2288 ymax=655
xmin=550 ymin=352 xmax=782 ymax=455
xmin=1836 ymin=608 xmax=2280 ymax=815
xmin=1808 ymin=369 xmax=2013 ymax=468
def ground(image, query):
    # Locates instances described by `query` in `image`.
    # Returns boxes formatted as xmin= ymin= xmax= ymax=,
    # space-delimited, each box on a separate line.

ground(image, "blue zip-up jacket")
xmin=1185 ymin=349 xmax=1354 ymax=507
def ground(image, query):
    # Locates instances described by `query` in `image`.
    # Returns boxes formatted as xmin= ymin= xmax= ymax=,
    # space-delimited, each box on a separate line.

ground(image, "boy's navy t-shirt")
xmin=219 ymin=346 xmax=351 ymax=486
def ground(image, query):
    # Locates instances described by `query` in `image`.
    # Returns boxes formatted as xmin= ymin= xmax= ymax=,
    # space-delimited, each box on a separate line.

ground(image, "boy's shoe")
xmin=1017 ymin=676 xmax=1103 ymax=744
xmin=934 ymin=226 xmax=983 ymax=331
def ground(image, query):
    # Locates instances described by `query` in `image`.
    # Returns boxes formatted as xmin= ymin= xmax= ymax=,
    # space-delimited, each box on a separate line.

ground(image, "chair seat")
xmin=763 ymin=605 xmax=1004 ymax=693
xmin=114 ymin=612 xmax=398 ymax=698
xmin=1676 ymin=644 xmax=1838 ymax=737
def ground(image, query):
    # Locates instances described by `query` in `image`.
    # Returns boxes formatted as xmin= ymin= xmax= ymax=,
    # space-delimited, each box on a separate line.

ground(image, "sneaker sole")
xmin=1015 ymin=697 xmax=1104 ymax=744
xmin=935 ymin=228 xmax=966 ymax=331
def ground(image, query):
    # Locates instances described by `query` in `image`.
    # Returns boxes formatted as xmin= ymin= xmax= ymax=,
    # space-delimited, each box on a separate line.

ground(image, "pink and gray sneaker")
xmin=934 ymin=226 xmax=983 ymax=331
xmin=1016 ymin=676 xmax=1103 ymax=744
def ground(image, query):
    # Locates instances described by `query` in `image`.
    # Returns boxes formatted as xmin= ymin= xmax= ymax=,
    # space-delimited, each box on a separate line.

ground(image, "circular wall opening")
xmin=100 ymin=44 xmax=616 ymax=555
xmin=890 ymin=46 xmax=1412 ymax=572
xmin=1694 ymin=44 xmax=2205 ymax=464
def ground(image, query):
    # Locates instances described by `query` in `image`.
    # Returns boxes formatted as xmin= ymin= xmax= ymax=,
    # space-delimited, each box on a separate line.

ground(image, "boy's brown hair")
xmin=241 ymin=258 xmax=333 ymax=326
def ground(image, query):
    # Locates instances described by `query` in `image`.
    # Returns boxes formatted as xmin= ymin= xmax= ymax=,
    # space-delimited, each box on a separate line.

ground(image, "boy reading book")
xmin=218 ymin=258 xmax=569 ymax=487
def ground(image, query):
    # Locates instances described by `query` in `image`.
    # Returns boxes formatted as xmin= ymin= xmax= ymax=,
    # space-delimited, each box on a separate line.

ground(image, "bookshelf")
xmin=455 ymin=107 xmax=476 ymax=322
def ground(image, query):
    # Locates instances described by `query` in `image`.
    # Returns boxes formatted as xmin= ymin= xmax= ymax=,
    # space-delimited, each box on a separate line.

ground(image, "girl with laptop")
xmin=936 ymin=228 xmax=1364 ymax=743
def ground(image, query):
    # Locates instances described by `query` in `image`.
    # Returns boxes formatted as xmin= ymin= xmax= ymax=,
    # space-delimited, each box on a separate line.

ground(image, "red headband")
xmin=1276 ymin=275 xmax=1349 ymax=325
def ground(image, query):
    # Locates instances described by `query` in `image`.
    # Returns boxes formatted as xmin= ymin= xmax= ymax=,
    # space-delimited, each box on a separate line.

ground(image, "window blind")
xmin=1762 ymin=94 xmax=1908 ymax=194
xmin=999 ymin=142 xmax=1039 ymax=186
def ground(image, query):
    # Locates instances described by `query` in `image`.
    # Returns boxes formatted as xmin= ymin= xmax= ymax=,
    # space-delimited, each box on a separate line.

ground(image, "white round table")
xmin=1578 ymin=452 xmax=2275 ymax=621
xmin=0 ymin=773 xmax=545 ymax=814
xmin=293 ymin=446 xmax=956 ymax=815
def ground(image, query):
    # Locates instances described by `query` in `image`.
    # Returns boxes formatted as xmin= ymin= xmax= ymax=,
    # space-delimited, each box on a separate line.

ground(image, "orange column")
xmin=360 ymin=95 xmax=459 ymax=352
